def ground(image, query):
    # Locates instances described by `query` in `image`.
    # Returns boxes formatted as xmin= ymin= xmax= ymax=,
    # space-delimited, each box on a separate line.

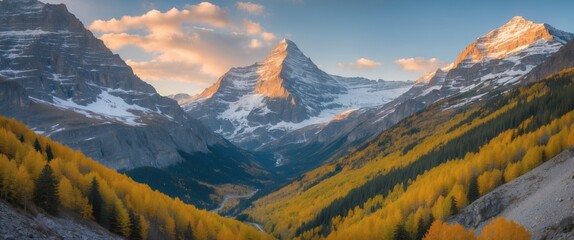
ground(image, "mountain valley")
xmin=0 ymin=1 xmax=573 ymax=239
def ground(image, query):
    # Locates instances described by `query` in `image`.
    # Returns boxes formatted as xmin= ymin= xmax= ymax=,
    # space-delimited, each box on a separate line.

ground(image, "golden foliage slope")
xmin=0 ymin=117 xmax=272 ymax=240
xmin=245 ymin=69 xmax=574 ymax=239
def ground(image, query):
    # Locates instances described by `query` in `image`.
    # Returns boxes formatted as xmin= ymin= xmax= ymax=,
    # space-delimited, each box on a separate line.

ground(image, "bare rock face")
xmin=449 ymin=149 xmax=574 ymax=240
xmin=451 ymin=191 xmax=505 ymax=228
xmin=181 ymin=39 xmax=411 ymax=150
xmin=0 ymin=200 xmax=121 ymax=240
xmin=0 ymin=78 xmax=29 ymax=110
xmin=522 ymin=38 xmax=574 ymax=84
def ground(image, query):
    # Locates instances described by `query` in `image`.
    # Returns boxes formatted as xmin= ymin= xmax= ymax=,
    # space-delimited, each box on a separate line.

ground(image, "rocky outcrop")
xmin=0 ymin=77 xmax=29 ymax=110
xmin=522 ymin=39 xmax=574 ymax=84
xmin=0 ymin=200 xmax=121 ymax=240
xmin=449 ymin=149 xmax=574 ymax=240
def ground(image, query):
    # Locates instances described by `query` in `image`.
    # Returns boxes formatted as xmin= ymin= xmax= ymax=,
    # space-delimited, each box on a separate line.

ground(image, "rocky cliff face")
xmin=0 ymin=78 xmax=29 ymax=110
xmin=260 ymin=16 xmax=574 ymax=170
xmin=181 ymin=39 xmax=412 ymax=149
xmin=522 ymin=38 xmax=574 ymax=84
xmin=0 ymin=0 xmax=263 ymax=174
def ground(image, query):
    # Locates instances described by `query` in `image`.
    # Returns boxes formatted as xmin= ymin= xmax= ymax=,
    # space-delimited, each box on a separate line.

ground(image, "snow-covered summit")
xmin=454 ymin=16 xmax=574 ymax=68
xmin=181 ymin=39 xmax=412 ymax=149
xmin=0 ymin=0 xmax=184 ymax=126
xmin=414 ymin=16 xmax=574 ymax=100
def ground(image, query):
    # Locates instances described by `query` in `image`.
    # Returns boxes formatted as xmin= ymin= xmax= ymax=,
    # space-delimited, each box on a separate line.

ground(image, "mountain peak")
xmin=453 ymin=16 xmax=574 ymax=67
xmin=264 ymin=38 xmax=306 ymax=63
xmin=507 ymin=16 xmax=528 ymax=24
xmin=256 ymin=39 xmax=308 ymax=99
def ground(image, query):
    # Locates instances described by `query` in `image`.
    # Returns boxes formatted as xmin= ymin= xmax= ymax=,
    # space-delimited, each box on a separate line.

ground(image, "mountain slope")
xmin=242 ymin=48 xmax=574 ymax=239
xmin=259 ymin=16 xmax=574 ymax=172
xmin=0 ymin=116 xmax=271 ymax=239
xmin=449 ymin=148 xmax=574 ymax=240
xmin=0 ymin=0 xmax=270 ymax=208
xmin=0 ymin=200 xmax=121 ymax=240
xmin=181 ymin=39 xmax=411 ymax=150
xmin=522 ymin=36 xmax=574 ymax=84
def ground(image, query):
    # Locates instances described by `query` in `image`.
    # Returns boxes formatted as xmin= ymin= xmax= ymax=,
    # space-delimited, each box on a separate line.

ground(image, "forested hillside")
xmin=0 ymin=117 xmax=271 ymax=240
xmin=243 ymin=68 xmax=574 ymax=239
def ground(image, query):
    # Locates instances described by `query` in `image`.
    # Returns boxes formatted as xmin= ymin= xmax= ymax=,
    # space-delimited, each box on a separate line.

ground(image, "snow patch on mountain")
xmin=182 ymin=39 xmax=413 ymax=149
xmin=30 ymin=87 xmax=160 ymax=126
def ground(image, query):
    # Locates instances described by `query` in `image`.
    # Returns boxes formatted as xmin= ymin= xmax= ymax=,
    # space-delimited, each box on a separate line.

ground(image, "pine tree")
xmin=45 ymin=145 xmax=54 ymax=162
xmin=415 ymin=218 xmax=425 ymax=240
xmin=450 ymin=196 xmax=459 ymax=215
xmin=467 ymin=176 xmax=479 ymax=203
xmin=33 ymin=164 xmax=58 ymax=215
xmin=129 ymin=210 xmax=143 ymax=240
xmin=88 ymin=177 xmax=103 ymax=223
xmin=416 ymin=215 xmax=435 ymax=240
xmin=184 ymin=223 xmax=194 ymax=240
xmin=109 ymin=204 xmax=120 ymax=235
xmin=393 ymin=224 xmax=412 ymax=240
xmin=33 ymin=138 xmax=42 ymax=152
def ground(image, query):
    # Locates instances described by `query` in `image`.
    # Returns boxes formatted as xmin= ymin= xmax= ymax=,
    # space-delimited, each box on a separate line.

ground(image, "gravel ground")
xmin=0 ymin=201 xmax=121 ymax=240
xmin=451 ymin=149 xmax=574 ymax=240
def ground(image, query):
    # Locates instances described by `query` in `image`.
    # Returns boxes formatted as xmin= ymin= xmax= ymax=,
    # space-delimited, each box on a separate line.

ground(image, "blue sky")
xmin=42 ymin=0 xmax=574 ymax=95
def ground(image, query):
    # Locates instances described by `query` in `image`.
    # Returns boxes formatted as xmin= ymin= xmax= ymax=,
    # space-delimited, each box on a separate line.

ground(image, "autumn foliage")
xmin=0 ymin=117 xmax=271 ymax=240
xmin=246 ymin=70 xmax=574 ymax=239
xmin=423 ymin=217 xmax=530 ymax=240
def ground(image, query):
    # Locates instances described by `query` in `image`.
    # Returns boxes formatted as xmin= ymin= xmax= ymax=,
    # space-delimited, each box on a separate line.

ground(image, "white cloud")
xmin=339 ymin=58 xmax=382 ymax=70
xmin=89 ymin=2 xmax=231 ymax=35
xmin=261 ymin=32 xmax=275 ymax=41
xmin=249 ymin=39 xmax=262 ymax=48
xmin=243 ymin=19 xmax=262 ymax=34
xmin=236 ymin=2 xmax=265 ymax=15
xmin=88 ymin=2 xmax=276 ymax=94
xmin=394 ymin=57 xmax=447 ymax=73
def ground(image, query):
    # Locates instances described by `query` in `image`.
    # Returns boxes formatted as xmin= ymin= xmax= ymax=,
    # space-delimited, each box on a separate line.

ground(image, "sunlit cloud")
xmin=261 ymin=32 xmax=276 ymax=41
xmin=126 ymin=59 xmax=213 ymax=86
xmin=394 ymin=57 xmax=447 ymax=73
xmin=249 ymin=39 xmax=262 ymax=48
xmin=338 ymin=58 xmax=383 ymax=70
xmin=88 ymin=1 xmax=277 ymax=94
xmin=243 ymin=19 xmax=262 ymax=34
xmin=236 ymin=2 xmax=265 ymax=15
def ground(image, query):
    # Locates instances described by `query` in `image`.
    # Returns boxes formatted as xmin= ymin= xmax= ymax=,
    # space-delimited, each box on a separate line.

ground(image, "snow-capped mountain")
xmin=259 ymin=16 xmax=574 ymax=169
xmin=0 ymin=0 xmax=185 ymax=127
xmin=181 ymin=39 xmax=412 ymax=149
xmin=0 ymin=0 xmax=273 ymax=207
xmin=413 ymin=16 xmax=574 ymax=100
xmin=0 ymin=0 xmax=265 ymax=173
